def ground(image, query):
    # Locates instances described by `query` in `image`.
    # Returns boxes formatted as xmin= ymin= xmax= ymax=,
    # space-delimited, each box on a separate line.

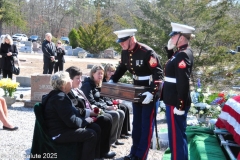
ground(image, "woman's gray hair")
xmin=50 ymin=71 xmax=70 ymax=90
xmin=3 ymin=34 xmax=13 ymax=45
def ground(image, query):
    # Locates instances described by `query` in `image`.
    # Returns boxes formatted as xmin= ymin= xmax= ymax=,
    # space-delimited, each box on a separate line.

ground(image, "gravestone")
xmin=65 ymin=46 xmax=73 ymax=56
xmin=73 ymin=47 xmax=85 ymax=56
xmin=24 ymin=74 xmax=52 ymax=107
xmin=19 ymin=41 xmax=33 ymax=53
xmin=32 ymin=42 xmax=41 ymax=52
xmin=78 ymin=51 xmax=87 ymax=58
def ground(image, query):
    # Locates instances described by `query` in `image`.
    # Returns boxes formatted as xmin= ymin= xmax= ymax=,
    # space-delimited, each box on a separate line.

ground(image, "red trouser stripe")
xmin=171 ymin=106 xmax=177 ymax=160
xmin=142 ymin=107 xmax=154 ymax=160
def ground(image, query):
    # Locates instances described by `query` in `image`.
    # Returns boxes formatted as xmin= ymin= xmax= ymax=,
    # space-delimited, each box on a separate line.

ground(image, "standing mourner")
xmin=54 ymin=40 xmax=65 ymax=73
xmin=163 ymin=22 xmax=195 ymax=160
xmin=0 ymin=34 xmax=18 ymax=79
xmin=110 ymin=29 xmax=164 ymax=160
xmin=42 ymin=33 xmax=56 ymax=74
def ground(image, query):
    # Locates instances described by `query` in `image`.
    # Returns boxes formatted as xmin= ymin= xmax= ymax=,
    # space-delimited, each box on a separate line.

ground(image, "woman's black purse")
xmin=11 ymin=56 xmax=20 ymax=75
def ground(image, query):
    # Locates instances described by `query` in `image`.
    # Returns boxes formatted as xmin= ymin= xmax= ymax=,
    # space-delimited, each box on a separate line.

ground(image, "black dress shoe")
xmin=120 ymin=135 xmax=129 ymax=139
xmin=3 ymin=126 xmax=18 ymax=131
xmin=115 ymin=140 xmax=124 ymax=145
xmin=102 ymin=151 xmax=116 ymax=158
xmin=124 ymin=154 xmax=135 ymax=160
xmin=111 ymin=144 xmax=117 ymax=148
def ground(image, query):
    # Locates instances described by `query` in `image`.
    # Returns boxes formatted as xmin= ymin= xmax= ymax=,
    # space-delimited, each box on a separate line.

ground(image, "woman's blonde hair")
xmin=104 ymin=63 xmax=116 ymax=78
xmin=90 ymin=65 xmax=104 ymax=86
xmin=3 ymin=34 xmax=13 ymax=45
xmin=50 ymin=71 xmax=70 ymax=90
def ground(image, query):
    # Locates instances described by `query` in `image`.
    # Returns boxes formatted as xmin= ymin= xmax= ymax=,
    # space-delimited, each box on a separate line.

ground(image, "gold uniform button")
xmin=130 ymin=54 xmax=132 ymax=56
xmin=130 ymin=63 xmax=132 ymax=65
xmin=131 ymin=59 xmax=133 ymax=61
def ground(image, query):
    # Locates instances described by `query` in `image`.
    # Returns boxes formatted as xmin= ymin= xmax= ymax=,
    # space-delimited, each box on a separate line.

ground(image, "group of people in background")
xmin=42 ymin=33 xmax=65 ymax=74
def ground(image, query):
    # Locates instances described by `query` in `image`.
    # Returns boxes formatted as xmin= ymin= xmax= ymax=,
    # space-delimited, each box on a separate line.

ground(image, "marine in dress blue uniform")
xmin=163 ymin=22 xmax=195 ymax=160
xmin=110 ymin=29 xmax=164 ymax=160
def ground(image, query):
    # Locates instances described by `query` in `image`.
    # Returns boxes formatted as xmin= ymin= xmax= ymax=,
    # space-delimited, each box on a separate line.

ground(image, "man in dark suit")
xmin=42 ymin=33 xmax=56 ymax=74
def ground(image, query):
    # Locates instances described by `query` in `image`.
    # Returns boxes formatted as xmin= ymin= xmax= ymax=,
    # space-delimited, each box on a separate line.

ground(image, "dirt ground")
xmin=16 ymin=52 xmax=166 ymax=160
xmin=17 ymin=52 xmax=120 ymax=77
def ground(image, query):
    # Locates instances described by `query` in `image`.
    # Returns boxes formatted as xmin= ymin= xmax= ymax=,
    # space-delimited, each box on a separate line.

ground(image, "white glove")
xmin=142 ymin=92 xmax=153 ymax=104
xmin=108 ymin=79 xmax=113 ymax=83
xmin=173 ymin=107 xmax=185 ymax=115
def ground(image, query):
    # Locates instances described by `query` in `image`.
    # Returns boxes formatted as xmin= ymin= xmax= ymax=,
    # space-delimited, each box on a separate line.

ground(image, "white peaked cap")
xmin=113 ymin=29 xmax=137 ymax=43
xmin=169 ymin=22 xmax=195 ymax=36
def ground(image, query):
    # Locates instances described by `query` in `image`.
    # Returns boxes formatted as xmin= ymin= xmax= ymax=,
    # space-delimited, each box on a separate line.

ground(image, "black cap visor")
xmin=116 ymin=36 xmax=131 ymax=43
xmin=169 ymin=31 xmax=181 ymax=37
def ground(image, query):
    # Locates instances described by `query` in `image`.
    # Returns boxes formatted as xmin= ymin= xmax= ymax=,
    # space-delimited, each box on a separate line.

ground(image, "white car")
xmin=12 ymin=34 xmax=28 ymax=42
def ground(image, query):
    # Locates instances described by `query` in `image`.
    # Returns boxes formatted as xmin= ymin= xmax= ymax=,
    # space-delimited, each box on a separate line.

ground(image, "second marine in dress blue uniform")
xmin=110 ymin=29 xmax=164 ymax=160
xmin=163 ymin=22 xmax=195 ymax=160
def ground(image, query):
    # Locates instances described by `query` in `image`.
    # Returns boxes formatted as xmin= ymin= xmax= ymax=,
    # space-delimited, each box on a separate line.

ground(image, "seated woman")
xmin=42 ymin=71 xmax=100 ymax=160
xmin=81 ymin=65 xmax=125 ymax=147
xmin=103 ymin=63 xmax=131 ymax=138
xmin=65 ymin=66 xmax=116 ymax=158
xmin=0 ymin=97 xmax=18 ymax=131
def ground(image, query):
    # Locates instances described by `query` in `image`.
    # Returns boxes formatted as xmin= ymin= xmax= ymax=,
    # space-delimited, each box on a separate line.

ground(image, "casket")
xmin=101 ymin=82 xmax=149 ymax=102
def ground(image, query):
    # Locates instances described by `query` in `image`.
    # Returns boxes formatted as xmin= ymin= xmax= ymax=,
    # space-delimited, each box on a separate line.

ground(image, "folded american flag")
xmin=216 ymin=95 xmax=240 ymax=145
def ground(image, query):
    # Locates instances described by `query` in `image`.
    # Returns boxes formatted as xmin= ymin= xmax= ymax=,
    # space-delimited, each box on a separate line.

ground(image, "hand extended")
xmin=173 ymin=107 xmax=185 ymax=115
xmin=142 ymin=91 xmax=153 ymax=104
xmin=85 ymin=117 xmax=94 ymax=123
xmin=90 ymin=111 xmax=98 ymax=117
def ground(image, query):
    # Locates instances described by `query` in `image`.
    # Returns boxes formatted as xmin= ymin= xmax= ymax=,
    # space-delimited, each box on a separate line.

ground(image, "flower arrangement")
xmin=0 ymin=78 xmax=19 ymax=97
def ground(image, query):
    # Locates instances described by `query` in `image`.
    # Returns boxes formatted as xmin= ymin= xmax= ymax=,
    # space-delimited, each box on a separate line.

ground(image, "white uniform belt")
xmin=133 ymin=75 xmax=151 ymax=80
xmin=164 ymin=77 xmax=176 ymax=83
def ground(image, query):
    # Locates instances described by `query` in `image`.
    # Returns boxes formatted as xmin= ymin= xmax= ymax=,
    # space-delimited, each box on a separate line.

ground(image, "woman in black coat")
xmin=103 ymin=63 xmax=131 ymax=138
xmin=0 ymin=34 xmax=18 ymax=79
xmin=43 ymin=71 xmax=100 ymax=160
xmin=54 ymin=40 xmax=65 ymax=73
xmin=66 ymin=66 xmax=116 ymax=159
xmin=81 ymin=65 xmax=125 ymax=147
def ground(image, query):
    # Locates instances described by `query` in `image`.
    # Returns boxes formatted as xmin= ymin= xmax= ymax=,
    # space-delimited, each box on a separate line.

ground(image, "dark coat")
xmin=67 ymin=89 xmax=87 ymax=117
xmin=55 ymin=47 xmax=65 ymax=63
xmin=30 ymin=102 xmax=82 ymax=160
xmin=111 ymin=42 xmax=164 ymax=97
xmin=81 ymin=77 xmax=109 ymax=110
xmin=0 ymin=43 xmax=18 ymax=70
xmin=162 ymin=46 xmax=194 ymax=110
xmin=42 ymin=40 xmax=56 ymax=63
xmin=42 ymin=89 xmax=88 ymax=137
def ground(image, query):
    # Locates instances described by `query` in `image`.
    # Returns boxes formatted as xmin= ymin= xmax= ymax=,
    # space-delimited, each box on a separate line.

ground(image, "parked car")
xmin=28 ymin=35 xmax=41 ymax=42
xmin=61 ymin=37 xmax=70 ymax=44
xmin=0 ymin=35 xmax=6 ymax=43
xmin=226 ymin=49 xmax=237 ymax=55
xmin=12 ymin=34 xmax=28 ymax=42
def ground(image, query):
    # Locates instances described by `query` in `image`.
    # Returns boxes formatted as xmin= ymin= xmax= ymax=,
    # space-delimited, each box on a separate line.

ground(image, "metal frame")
xmin=214 ymin=128 xmax=240 ymax=160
